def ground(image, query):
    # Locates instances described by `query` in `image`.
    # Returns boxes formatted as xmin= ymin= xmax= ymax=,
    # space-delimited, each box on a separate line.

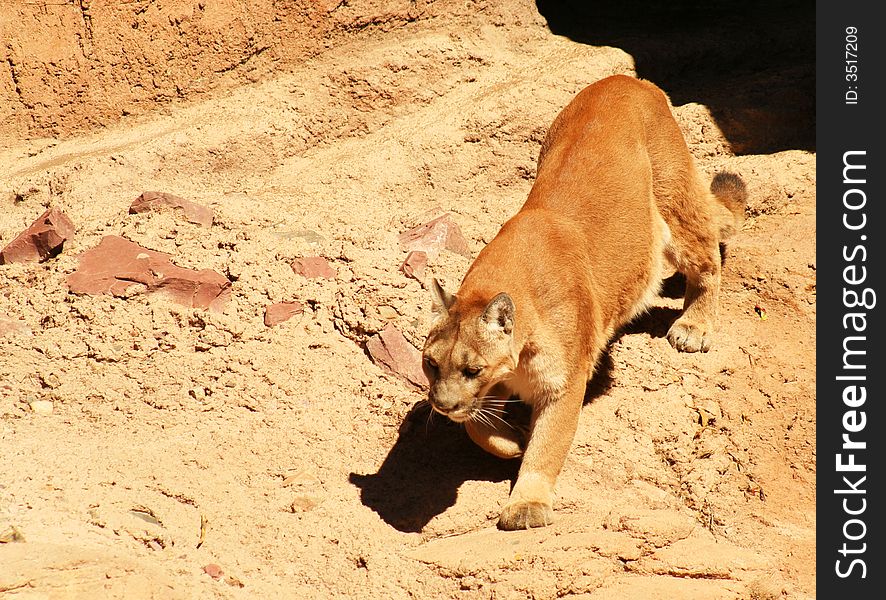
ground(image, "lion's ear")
xmin=431 ymin=278 xmax=456 ymax=314
xmin=481 ymin=292 xmax=514 ymax=335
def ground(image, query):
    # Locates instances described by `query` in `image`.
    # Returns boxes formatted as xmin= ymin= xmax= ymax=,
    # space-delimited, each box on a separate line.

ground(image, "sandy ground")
xmin=1 ymin=1 xmax=815 ymax=598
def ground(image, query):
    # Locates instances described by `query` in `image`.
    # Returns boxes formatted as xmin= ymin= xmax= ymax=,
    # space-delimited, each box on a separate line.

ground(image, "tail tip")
xmin=711 ymin=171 xmax=747 ymax=240
xmin=711 ymin=171 xmax=748 ymax=206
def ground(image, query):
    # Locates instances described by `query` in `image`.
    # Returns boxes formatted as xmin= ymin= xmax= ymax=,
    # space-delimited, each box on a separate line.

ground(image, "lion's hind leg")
xmin=663 ymin=190 xmax=726 ymax=353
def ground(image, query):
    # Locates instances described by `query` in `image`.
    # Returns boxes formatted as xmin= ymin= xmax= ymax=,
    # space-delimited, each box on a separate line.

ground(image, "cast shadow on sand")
xmin=535 ymin=0 xmax=815 ymax=155
xmin=349 ymin=348 xmax=618 ymax=533
xmin=349 ymin=409 xmax=518 ymax=533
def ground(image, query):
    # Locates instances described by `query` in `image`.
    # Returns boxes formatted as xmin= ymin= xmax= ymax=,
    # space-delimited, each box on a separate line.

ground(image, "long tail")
xmin=710 ymin=171 xmax=747 ymax=240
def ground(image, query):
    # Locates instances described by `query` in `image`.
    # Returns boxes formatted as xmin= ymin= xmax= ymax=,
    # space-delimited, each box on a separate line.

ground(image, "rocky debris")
xmin=637 ymin=535 xmax=773 ymax=579
xmin=264 ymin=301 xmax=304 ymax=327
xmin=399 ymin=250 xmax=427 ymax=281
xmin=87 ymin=503 xmax=172 ymax=551
xmin=0 ymin=208 xmax=76 ymax=264
xmin=66 ymin=236 xmax=231 ymax=311
xmin=410 ymin=527 xmax=643 ymax=573
xmin=0 ymin=525 xmax=25 ymax=543
xmin=365 ymin=323 xmax=428 ymax=388
xmin=129 ymin=191 xmax=214 ymax=227
xmin=398 ymin=214 xmax=471 ymax=258
xmin=409 ymin=529 xmax=530 ymax=571
xmin=0 ymin=318 xmax=31 ymax=338
xmin=291 ymin=256 xmax=337 ymax=279
xmin=603 ymin=508 xmax=697 ymax=548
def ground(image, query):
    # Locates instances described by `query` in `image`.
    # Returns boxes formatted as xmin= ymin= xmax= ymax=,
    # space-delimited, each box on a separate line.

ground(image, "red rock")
xmin=399 ymin=250 xmax=427 ymax=281
xmin=397 ymin=214 xmax=470 ymax=259
xmin=202 ymin=564 xmax=224 ymax=580
xmin=264 ymin=301 xmax=304 ymax=327
xmin=129 ymin=191 xmax=213 ymax=227
xmin=0 ymin=318 xmax=31 ymax=338
xmin=291 ymin=256 xmax=336 ymax=280
xmin=66 ymin=236 xmax=231 ymax=311
xmin=0 ymin=208 xmax=76 ymax=264
xmin=365 ymin=324 xmax=428 ymax=389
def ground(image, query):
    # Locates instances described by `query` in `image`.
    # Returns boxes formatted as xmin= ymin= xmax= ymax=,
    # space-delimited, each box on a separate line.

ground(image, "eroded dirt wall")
xmin=1 ymin=0 xmax=453 ymax=139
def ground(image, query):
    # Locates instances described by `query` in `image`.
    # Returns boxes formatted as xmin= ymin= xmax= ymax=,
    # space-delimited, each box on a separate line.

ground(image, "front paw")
xmin=497 ymin=501 xmax=553 ymax=530
xmin=667 ymin=318 xmax=711 ymax=353
xmin=465 ymin=419 xmax=525 ymax=459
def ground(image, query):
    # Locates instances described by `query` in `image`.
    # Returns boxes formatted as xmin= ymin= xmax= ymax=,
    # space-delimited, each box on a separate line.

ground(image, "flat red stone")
xmin=365 ymin=324 xmax=428 ymax=389
xmin=202 ymin=564 xmax=224 ymax=580
xmin=0 ymin=208 xmax=76 ymax=264
xmin=129 ymin=191 xmax=214 ymax=227
xmin=264 ymin=301 xmax=304 ymax=327
xmin=291 ymin=256 xmax=337 ymax=280
xmin=397 ymin=214 xmax=470 ymax=258
xmin=399 ymin=250 xmax=427 ymax=281
xmin=66 ymin=235 xmax=231 ymax=311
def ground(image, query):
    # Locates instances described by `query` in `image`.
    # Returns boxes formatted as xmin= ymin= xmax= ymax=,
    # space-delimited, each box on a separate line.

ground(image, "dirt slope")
xmin=1 ymin=1 xmax=814 ymax=598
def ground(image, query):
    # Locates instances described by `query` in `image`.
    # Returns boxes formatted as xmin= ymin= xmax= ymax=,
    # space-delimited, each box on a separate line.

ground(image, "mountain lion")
xmin=421 ymin=74 xmax=746 ymax=530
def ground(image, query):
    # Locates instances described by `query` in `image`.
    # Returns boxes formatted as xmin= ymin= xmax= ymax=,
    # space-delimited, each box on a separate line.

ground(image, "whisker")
xmin=425 ymin=405 xmax=434 ymax=433
xmin=478 ymin=396 xmax=523 ymax=403
xmin=479 ymin=400 xmax=508 ymax=408
xmin=471 ymin=411 xmax=493 ymax=429
xmin=478 ymin=408 xmax=516 ymax=431
xmin=481 ymin=411 xmax=501 ymax=430
xmin=481 ymin=409 xmax=518 ymax=431
xmin=479 ymin=410 xmax=497 ymax=427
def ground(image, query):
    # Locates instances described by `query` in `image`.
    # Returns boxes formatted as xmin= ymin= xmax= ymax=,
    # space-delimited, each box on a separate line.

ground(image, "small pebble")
xmin=203 ymin=564 xmax=224 ymax=580
xmin=289 ymin=495 xmax=321 ymax=513
xmin=29 ymin=400 xmax=54 ymax=415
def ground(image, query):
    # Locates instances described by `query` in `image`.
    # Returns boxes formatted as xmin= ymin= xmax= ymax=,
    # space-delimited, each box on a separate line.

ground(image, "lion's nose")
xmin=429 ymin=389 xmax=470 ymax=422
xmin=429 ymin=393 xmax=458 ymax=414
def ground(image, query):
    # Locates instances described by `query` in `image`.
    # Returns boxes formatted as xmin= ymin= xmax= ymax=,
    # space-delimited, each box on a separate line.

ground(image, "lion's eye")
xmin=424 ymin=357 xmax=438 ymax=370
xmin=463 ymin=366 xmax=482 ymax=378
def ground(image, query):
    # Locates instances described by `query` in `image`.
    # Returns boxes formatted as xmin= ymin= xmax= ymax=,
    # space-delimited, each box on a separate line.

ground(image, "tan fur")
xmin=422 ymin=75 xmax=746 ymax=530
